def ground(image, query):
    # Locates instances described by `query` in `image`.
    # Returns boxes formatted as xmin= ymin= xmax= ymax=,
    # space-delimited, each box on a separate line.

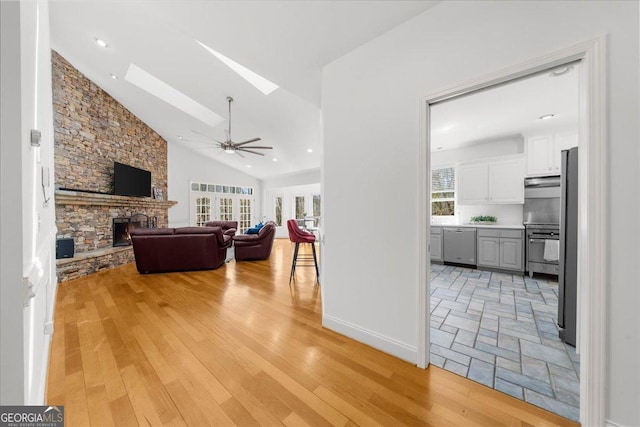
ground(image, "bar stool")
xmin=286 ymin=219 xmax=319 ymax=284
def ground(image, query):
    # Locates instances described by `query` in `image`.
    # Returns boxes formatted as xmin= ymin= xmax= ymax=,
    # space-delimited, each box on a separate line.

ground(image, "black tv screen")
xmin=114 ymin=162 xmax=151 ymax=197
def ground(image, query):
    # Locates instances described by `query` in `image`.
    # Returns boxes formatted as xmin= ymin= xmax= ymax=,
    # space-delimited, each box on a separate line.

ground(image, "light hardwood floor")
xmin=47 ymin=239 xmax=578 ymax=426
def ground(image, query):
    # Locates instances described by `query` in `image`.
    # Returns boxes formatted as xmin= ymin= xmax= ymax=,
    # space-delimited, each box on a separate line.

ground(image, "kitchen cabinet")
xmin=458 ymin=157 xmax=524 ymax=205
xmin=526 ymin=131 xmax=578 ymax=176
xmin=477 ymin=237 xmax=500 ymax=267
xmin=477 ymin=228 xmax=524 ymax=272
xmin=430 ymin=226 xmax=443 ymax=262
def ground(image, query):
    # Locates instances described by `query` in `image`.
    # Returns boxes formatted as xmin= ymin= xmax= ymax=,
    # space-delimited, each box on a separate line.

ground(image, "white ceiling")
xmin=49 ymin=1 xmax=437 ymax=179
xmin=431 ymin=63 xmax=580 ymax=151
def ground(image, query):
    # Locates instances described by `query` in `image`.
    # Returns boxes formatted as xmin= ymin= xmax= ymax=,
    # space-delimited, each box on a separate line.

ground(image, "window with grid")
xmin=432 ymin=166 xmax=456 ymax=216
xmin=295 ymin=196 xmax=305 ymax=220
xmin=239 ymin=199 xmax=252 ymax=233
xmin=312 ymin=194 xmax=321 ymax=227
xmin=274 ymin=196 xmax=282 ymax=226
xmin=219 ymin=197 xmax=233 ymax=221
xmin=195 ymin=196 xmax=211 ymax=226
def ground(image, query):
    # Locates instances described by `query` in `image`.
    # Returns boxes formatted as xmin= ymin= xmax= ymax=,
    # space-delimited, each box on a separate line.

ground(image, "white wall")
xmin=261 ymin=168 xmax=321 ymax=190
xmin=167 ymin=141 xmax=262 ymax=227
xmin=322 ymin=1 xmax=639 ymax=425
xmin=431 ymin=135 xmax=524 ymax=165
xmin=1 ymin=0 xmax=57 ymax=405
xmin=1 ymin=0 xmax=26 ymax=405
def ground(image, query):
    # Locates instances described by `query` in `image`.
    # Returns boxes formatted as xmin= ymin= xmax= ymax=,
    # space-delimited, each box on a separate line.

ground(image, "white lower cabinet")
xmin=430 ymin=226 xmax=443 ymax=261
xmin=477 ymin=228 xmax=524 ymax=272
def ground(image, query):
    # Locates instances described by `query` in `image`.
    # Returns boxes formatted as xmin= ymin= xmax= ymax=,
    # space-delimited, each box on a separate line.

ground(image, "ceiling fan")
xmin=184 ymin=96 xmax=272 ymax=158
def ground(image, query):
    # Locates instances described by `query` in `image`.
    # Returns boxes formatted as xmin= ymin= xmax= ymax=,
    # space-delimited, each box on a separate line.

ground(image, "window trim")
xmin=431 ymin=164 xmax=456 ymax=217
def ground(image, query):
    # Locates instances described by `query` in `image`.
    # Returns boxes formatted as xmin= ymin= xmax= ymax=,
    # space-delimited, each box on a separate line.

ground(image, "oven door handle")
xmin=529 ymin=238 xmax=559 ymax=243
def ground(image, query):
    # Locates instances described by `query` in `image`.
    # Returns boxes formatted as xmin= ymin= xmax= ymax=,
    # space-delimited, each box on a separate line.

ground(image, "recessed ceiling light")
xmin=246 ymin=165 xmax=252 ymax=168
xmin=550 ymin=65 xmax=574 ymax=77
xmin=307 ymin=148 xmax=313 ymax=153
xmin=95 ymin=38 xmax=108 ymax=48
xmin=272 ymin=158 xmax=278 ymax=162
xmin=110 ymin=74 xmax=118 ymax=80
xmin=178 ymin=136 xmax=183 ymax=140
xmin=539 ymin=114 xmax=556 ymax=120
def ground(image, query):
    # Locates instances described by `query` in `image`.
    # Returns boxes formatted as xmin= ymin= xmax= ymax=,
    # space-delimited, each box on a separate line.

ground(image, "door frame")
xmin=417 ymin=36 xmax=606 ymax=426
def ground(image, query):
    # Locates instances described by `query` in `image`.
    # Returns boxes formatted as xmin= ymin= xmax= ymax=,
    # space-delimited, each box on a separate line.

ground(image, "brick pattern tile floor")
xmin=430 ymin=264 xmax=580 ymax=422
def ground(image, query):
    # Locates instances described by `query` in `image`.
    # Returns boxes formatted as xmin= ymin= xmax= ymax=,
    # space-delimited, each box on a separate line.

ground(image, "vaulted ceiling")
xmin=49 ymin=1 xmax=438 ymax=179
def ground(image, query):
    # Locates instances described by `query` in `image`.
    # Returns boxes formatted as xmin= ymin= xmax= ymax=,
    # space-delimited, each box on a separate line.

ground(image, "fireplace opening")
xmin=112 ymin=213 xmax=149 ymax=246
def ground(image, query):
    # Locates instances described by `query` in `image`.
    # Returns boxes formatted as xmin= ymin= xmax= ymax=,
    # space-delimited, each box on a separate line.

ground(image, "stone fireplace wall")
xmin=55 ymin=202 xmax=169 ymax=253
xmin=52 ymin=50 xmax=174 ymax=281
xmin=52 ymin=50 xmax=167 ymax=194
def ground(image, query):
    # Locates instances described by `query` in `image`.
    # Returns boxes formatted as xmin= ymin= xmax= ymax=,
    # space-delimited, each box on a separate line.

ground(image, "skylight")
xmin=124 ymin=63 xmax=224 ymax=127
xmin=196 ymin=40 xmax=279 ymax=95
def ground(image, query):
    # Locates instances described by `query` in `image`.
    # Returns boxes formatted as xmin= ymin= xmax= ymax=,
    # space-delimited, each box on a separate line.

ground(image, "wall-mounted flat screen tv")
xmin=114 ymin=162 xmax=151 ymax=197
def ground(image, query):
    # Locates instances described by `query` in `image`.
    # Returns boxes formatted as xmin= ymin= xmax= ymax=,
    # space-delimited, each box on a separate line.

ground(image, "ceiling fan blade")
xmin=234 ymin=150 xmax=245 ymax=158
xmin=237 ymin=148 xmax=265 ymax=156
xmin=239 ymin=146 xmax=272 ymax=149
xmin=234 ymin=137 xmax=261 ymax=146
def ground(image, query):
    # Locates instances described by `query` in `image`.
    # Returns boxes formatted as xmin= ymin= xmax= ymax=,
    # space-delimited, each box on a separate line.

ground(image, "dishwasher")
xmin=443 ymin=227 xmax=477 ymax=266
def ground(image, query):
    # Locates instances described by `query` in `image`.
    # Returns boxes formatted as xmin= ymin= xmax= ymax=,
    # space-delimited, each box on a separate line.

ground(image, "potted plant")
xmin=470 ymin=215 xmax=497 ymax=225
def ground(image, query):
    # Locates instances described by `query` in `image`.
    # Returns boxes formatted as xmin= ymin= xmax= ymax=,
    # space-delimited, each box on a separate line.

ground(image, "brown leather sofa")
xmin=129 ymin=227 xmax=232 ymax=273
xmin=205 ymin=220 xmax=237 ymax=238
xmin=233 ymin=221 xmax=276 ymax=261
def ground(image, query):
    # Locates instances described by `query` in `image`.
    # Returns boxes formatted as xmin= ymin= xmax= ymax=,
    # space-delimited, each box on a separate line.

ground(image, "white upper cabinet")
xmin=526 ymin=131 xmax=578 ymax=176
xmin=458 ymin=163 xmax=488 ymax=204
xmin=458 ymin=156 xmax=525 ymax=205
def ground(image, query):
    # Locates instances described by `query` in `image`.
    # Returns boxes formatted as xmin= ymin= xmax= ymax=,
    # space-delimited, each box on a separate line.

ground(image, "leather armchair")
xmin=205 ymin=220 xmax=238 ymax=238
xmin=130 ymin=226 xmax=231 ymax=273
xmin=233 ymin=221 xmax=276 ymax=261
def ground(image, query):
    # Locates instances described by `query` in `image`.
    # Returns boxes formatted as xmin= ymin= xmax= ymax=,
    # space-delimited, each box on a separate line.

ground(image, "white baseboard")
xmin=605 ymin=421 xmax=623 ymax=427
xmin=322 ymin=314 xmax=417 ymax=363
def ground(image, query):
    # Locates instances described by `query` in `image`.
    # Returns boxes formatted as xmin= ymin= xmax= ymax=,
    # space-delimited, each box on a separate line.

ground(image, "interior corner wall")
xmin=167 ymin=141 xmax=262 ymax=227
xmin=321 ymin=1 xmax=639 ymax=425
xmin=1 ymin=0 xmax=57 ymax=405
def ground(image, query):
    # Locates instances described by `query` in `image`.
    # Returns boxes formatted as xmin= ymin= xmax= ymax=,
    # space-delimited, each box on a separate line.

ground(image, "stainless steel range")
xmin=523 ymin=176 xmax=561 ymax=277
xmin=525 ymin=223 xmax=560 ymax=277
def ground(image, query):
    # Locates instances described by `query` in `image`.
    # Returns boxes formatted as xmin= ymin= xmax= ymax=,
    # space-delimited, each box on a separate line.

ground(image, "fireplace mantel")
xmin=55 ymin=189 xmax=177 ymax=209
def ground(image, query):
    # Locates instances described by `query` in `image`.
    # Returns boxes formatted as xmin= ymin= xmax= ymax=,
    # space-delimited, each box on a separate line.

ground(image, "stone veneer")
xmin=52 ymin=50 xmax=174 ymax=281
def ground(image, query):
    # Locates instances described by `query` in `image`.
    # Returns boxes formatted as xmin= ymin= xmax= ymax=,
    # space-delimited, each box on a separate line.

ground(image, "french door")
xmin=190 ymin=192 xmax=254 ymax=233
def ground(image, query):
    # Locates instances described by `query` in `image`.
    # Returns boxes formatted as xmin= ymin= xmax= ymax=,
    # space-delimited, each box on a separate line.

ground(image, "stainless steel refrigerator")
xmin=558 ymin=147 xmax=578 ymax=346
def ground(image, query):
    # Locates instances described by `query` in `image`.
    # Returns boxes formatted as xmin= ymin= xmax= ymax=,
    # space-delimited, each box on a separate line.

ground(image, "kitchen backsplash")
xmin=433 ymin=204 xmax=523 ymax=225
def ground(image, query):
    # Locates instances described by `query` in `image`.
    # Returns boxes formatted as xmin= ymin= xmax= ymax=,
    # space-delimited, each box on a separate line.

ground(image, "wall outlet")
xmin=44 ymin=321 xmax=54 ymax=335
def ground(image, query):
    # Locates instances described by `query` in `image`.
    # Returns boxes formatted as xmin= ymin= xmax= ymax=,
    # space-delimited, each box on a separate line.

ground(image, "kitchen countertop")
xmin=431 ymin=223 xmax=525 ymax=229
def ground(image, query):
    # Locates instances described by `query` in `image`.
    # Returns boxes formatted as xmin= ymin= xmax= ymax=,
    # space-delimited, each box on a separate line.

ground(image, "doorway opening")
xmin=428 ymin=65 xmax=580 ymax=421
xmin=418 ymin=38 xmax=607 ymax=426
